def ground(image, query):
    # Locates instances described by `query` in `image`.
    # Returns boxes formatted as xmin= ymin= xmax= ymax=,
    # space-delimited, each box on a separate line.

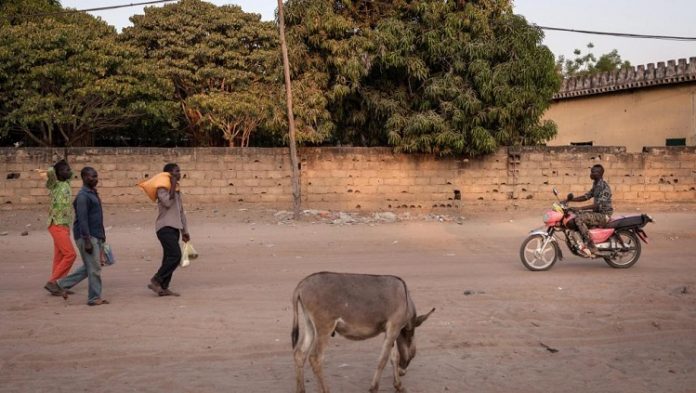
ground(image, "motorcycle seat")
xmin=606 ymin=214 xmax=651 ymax=229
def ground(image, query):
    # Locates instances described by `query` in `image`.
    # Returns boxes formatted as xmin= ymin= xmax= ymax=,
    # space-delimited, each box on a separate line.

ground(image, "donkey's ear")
xmin=414 ymin=308 xmax=435 ymax=327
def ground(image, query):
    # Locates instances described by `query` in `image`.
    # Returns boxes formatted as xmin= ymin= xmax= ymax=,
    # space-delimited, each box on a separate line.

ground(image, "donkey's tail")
xmin=291 ymin=287 xmax=301 ymax=349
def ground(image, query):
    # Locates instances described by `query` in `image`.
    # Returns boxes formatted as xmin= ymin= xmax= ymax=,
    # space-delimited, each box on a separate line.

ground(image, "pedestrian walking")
xmin=57 ymin=167 xmax=109 ymax=306
xmin=43 ymin=160 xmax=77 ymax=296
xmin=148 ymin=163 xmax=190 ymax=297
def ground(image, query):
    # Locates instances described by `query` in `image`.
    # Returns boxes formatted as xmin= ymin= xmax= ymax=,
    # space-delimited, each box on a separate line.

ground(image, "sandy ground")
xmin=0 ymin=203 xmax=695 ymax=393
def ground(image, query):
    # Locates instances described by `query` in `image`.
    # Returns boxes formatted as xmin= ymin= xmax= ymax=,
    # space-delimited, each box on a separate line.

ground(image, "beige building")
xmin=544 ymin=57 xmax=696 ymax=152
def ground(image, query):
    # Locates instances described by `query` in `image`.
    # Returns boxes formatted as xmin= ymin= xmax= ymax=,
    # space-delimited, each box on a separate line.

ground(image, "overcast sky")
xmin=61 ymin=0 xmax=696 ymax=66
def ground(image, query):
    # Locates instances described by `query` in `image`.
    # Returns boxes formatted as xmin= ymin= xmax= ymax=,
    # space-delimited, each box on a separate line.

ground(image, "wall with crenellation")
xmin=545 ymin=57 xmax=696 ymax=152
xmin=1 ymin=146 xmax=694 ymax=210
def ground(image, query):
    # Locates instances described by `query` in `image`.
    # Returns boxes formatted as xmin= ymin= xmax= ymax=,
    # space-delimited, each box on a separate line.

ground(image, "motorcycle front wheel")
xmin=520 ymin=234 xmax=558 ymax=271
xmin=603 ymin=230 xmax=642 ymax=268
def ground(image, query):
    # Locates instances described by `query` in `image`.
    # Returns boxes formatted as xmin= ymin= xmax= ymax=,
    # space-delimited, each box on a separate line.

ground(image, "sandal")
xmin=148 ymin=283 xmax=165 ymax=296
xmin=88 ymin=299 xmax=109 ymax=306
xmin=44 ymin=282 xmax=62 ymax=296
xmin=160 ymin=289 xmax=180 ymax=297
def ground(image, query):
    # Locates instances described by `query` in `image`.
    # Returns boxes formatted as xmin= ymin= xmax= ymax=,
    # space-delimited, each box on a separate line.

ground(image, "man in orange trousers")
xmin=44 ymin=160 xmax=77 ymax=296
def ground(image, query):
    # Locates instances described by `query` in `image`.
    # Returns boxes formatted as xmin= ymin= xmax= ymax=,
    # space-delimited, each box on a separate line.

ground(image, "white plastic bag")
xmin=185 ymin=242 xmax=198 ymax=259
xmin=180 ymin=242 xmax=198 ymax=267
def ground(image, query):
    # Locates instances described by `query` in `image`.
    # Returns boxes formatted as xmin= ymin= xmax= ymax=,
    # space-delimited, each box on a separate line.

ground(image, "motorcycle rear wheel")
xmin=520 ymin=234 xmax=558 ymax=271
xmin=603 ymin=230 xmax=641 ymax=268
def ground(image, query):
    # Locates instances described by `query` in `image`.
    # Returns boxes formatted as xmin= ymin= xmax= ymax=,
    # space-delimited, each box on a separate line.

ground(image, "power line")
xmin=537 ymin=25 xmax=696 ymax=42
xmin=19 ymin=0 xmax=177 ymax=17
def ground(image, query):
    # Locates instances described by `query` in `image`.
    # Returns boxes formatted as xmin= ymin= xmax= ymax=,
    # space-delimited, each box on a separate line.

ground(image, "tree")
xmin=594 ymin=49 xmax=632 ymax=73
xmin=0 ymin=12 xmax=175 ymax=147
xmin=284 ymin=0 xmax=560 ymax=155
xmin=0 ymin=0 xmax=62 ymax=26
xmin=120 ymin=0 xmax=280 ymax=146
xmin=185 ymin=90 xmax=272 ymax=147
xmin=556 ymin=43 xmax=632 ymax=77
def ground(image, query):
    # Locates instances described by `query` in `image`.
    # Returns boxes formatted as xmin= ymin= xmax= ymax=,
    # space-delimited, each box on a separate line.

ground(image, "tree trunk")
xmin=277 ymin=0 xmax=302 ymax=219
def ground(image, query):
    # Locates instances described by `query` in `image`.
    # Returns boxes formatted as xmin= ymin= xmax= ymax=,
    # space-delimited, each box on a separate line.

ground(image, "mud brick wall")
xmin=510 ymin=146 xmax=696 ymax=203
xmin=1 ymin=146 xmax=694 ymax=210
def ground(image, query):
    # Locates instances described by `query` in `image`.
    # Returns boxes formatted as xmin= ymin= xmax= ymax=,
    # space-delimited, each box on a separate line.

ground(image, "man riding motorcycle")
xmin=564 ymin=164 xmax=613 ymax=257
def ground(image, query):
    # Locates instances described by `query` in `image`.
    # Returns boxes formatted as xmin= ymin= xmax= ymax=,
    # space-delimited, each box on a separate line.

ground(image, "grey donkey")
xmin=291 ymin=272 xmax=435 ymax=393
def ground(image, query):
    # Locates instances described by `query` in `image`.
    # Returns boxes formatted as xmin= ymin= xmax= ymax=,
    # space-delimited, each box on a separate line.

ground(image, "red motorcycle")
xmin=520 ymin=188 xmax=654 ymax=271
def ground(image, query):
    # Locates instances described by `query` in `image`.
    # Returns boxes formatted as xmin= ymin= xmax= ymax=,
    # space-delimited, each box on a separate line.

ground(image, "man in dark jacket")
xmin=565 ymin=164 xmax=614 ymax=256
xmin=57 ymin=167 xmax=108 ymax=306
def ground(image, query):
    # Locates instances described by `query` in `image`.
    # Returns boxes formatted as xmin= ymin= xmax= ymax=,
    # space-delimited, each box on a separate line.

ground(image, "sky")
xmin=61 ymin=0 xmax=696 ymax=67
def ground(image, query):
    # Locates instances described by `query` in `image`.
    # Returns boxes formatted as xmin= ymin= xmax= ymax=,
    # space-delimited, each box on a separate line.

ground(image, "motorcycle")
xmin=519 ymin=188 xmax=654 ymax=271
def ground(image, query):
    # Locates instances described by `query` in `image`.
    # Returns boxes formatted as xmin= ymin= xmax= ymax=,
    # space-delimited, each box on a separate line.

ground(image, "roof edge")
xmin=553 ymin=57 xmax=696 ymax=100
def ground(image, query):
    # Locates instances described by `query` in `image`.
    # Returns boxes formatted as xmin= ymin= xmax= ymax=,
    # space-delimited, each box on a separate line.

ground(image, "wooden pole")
xmin=277 ymin=0 xmax=301 ymax=219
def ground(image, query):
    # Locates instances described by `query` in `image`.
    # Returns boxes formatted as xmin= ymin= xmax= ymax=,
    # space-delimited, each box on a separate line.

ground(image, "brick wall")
xmin=1 ymin=146 xmax=694 ymax=209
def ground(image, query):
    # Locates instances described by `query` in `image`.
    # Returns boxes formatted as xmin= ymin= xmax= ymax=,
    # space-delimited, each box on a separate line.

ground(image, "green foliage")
xmin=0 ymin=0 xmax=62 ymax=26
xmin=120 ymin=0 xmax=280 ymax=146
xmin=556 ymin=43 xmax=632 ymax=77
xmin=0 ymin=12 xmax=175 ymax=146
xmin=285 ymin=0 xmax=560 ymax=155
xmin=1 ymin=0 xmax=561 ymax=154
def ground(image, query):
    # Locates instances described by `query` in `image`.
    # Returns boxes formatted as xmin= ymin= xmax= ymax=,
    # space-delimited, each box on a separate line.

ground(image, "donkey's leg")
xmin=369 ymin=325 xmax=400 ymax=393
xmin=389 ymin=345 xmax=404 ymax=392
xmin=294 ymin=311 xmax=315 ymax=393
xmin=308 ymin=332 xmax=330 ymax=393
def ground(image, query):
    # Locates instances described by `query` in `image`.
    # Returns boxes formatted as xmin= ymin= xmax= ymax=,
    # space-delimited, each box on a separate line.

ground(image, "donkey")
xmin=291 ymin=272 xmax=435 ymax=393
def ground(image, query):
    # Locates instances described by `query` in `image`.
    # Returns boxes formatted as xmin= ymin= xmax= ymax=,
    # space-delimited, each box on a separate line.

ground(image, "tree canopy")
xmin=556 ymin=42 xmax=632 ymax=77
xmin=284 ymin=0 xmax=560 ymax=155
xmin=120 ymin=0 xmax=281 ymax=147
xmin=1 ymin=0 xmax=561 ymax=155
xmin=0 ymin=0 xmax=62 ymax=27
xmin=0 ymin=11 xmax=174 ymax=146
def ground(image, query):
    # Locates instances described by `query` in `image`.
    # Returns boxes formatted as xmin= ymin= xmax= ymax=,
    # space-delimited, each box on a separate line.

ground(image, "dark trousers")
xmin=154 ymin=226 xmax=181 ymax=289
xmin=575 ymin=212 xmax=610 ymax=246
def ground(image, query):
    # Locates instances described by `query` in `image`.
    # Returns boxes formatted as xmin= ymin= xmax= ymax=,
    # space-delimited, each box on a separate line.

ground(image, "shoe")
xmin=160 ymin=288 xmax=180 ymax=297
xmin=147 ymin=279 xmax=165 ymax=296
xmin=44 ymin=281 xmax=63 ymax=297
xmin=588 ymin=244 xmax=599 ymax=254
xmin=87 ymin=298 xmax=109 ymax=306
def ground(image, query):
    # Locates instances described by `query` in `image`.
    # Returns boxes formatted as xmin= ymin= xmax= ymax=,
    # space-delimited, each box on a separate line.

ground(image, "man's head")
xmin=80 ymin=167 xmax=98 ymax=189
xmin=590 ymin=164 xmax=604 ymax=181
xmin=53 ymin=160 xmax=72 ymax=182
xmin=163 ymin=163 xmax=181 ymax=181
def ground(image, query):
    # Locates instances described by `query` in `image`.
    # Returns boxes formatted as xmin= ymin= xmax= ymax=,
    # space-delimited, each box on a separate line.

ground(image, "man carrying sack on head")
xmin=146 ymin=163 xmax=190 ymax=297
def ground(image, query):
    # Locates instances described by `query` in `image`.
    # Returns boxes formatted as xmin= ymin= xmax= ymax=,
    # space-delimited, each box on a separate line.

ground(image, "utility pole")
xmin=276 ymin=0 xmax=302 ymax=218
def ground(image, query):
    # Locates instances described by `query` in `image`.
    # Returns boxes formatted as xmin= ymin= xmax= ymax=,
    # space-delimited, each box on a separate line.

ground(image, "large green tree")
xmin=0 ymin=0 xmax=61 ymax=26
xmin=121 ymin=0 xmax=281 ymax=147
xmin=0 ymin=12 xmax=175 ymax=146
xmin=284 ymin=0 xmax=560 ymax=155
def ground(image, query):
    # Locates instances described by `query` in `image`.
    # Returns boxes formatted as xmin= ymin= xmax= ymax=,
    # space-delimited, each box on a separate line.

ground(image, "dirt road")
xmin=1 ymin=205 xmax=695 ymax=393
